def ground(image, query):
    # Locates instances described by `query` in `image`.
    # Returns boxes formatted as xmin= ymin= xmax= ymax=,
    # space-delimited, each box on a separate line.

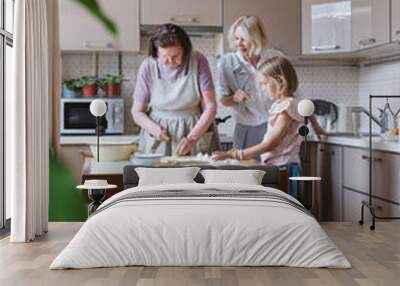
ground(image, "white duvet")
xmin=50 ymin=183 xmax=351 ymax=269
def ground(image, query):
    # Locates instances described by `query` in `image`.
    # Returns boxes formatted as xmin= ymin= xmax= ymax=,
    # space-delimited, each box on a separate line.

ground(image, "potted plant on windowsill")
xmin=100 ymin=74 xmax=123 ymax=97
xmin=76 ymin=76 xmax=98 ymax=97
xmin=63 ymin=79 xmax=80 ymax=98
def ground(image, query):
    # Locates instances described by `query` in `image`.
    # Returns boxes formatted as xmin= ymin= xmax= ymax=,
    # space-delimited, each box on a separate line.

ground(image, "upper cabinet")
xmin=302 ymin=0 xmax=352 ymax=54
xmin=59 ymin=0 xmax=140 ymax=52
xmin=140 ymin=0 xmax=222 ymax=27
xmin=392 ymin=0 xmax=400 ymax=42
xmin=224 ymin=0 xmax=301 ymax=57
xmin=351 ymin=0 xmax=390 ymax=50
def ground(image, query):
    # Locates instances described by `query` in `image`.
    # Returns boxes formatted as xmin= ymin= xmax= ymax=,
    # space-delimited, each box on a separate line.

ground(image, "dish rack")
xmin=359 ymin=95 xmax=400 ymax=230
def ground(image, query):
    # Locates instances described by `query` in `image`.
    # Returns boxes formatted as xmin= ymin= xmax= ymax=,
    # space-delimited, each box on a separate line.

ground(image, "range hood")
xmin=140 ymin=24 xmax=223 ymax=37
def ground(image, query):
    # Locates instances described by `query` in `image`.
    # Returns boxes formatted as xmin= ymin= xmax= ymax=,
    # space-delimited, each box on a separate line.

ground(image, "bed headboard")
xmin=123 ymin=164 xmax=281 ymax=190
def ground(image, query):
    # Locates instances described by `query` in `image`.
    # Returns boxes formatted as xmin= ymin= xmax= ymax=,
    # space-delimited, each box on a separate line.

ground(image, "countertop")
xmin=60 ymin=134 xmax=400 ymax=154
xmin=60 ymin=134 xmax=140 ymax=145
xmin=60 ymin=134 xmax=233 ymax=145
xmin=308 ymin=135 xmax=400 ymax=154
xmin=83 ymin=157 xmax=256 ymax=175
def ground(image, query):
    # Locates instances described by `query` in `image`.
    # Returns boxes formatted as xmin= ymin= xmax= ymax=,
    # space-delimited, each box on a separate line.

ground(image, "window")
xmin=1 ymin=0 xmax=14 ymax=233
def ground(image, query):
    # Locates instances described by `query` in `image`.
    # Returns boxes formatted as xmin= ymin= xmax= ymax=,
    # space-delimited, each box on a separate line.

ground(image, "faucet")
xmin=351 ymin=106 xmax=388 ymax=133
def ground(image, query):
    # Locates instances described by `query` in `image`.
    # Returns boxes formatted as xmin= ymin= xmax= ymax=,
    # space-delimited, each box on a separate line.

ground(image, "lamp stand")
xmin=96 ymin=116 xmax=99 ymax=162
xmin=299 ymin=117 xmax=310 ymax=160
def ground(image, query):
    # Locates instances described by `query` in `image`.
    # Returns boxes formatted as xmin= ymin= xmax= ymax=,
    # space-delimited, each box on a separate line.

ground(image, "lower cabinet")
xmin=343 ymin=187 xmax=400 ymax=223
xmin=316 ymin=144 xmax=343 ymax=222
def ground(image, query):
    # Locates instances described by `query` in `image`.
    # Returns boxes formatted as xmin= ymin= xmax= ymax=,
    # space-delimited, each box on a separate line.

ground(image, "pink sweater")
xmin=261 ymin=97 xmax=303 ymax=166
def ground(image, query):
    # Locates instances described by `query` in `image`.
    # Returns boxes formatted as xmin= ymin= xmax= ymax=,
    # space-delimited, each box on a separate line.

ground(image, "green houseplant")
xmin=75 ymin=0 xmax=117 ymax=35
xmin=49 ymin=1 xmax=117 ymax=222
xmin=76 ymin=76 xmax=99 ymax=97
xmin=100 ymin=74 xmax=123 ymax=97
xmin=63 ymin=79 xmax=80 ymax=98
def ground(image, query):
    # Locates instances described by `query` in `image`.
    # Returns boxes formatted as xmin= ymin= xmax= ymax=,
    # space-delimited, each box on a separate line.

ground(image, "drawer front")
xmin=373 ymin=151 xmax=400 ymax=204
xmin=344 ymin=147 xmax=400 ymax=204
xmin=343 ymin=147 xmax=369 ymax=193
xmin=343 ymin=187 xmax=400 ymax=223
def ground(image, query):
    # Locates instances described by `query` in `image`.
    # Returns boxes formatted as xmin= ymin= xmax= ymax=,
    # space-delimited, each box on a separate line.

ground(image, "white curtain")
xmin=9 ymin=0 xmax=49 ymax=242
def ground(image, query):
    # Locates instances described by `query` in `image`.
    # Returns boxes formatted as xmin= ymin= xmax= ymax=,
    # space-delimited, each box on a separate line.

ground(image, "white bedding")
xmin=50 ymin=183 xmax=351 ymax=269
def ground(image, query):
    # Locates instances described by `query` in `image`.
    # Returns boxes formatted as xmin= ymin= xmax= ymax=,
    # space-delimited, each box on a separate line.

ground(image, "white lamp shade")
xmin=90 ymin=99 xmax=107 ymax=117
xmin=298 ymin=99 xmax=315 ymax=117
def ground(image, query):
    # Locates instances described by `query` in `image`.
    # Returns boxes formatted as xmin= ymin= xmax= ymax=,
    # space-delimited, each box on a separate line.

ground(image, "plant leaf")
xmin=74 ymin=0 xmax=118 ymax=35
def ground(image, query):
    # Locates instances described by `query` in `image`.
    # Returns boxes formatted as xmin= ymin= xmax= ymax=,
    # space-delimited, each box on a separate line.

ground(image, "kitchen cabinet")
xmin=59 ymin=0 xmax=140 ymax=52
xmin=392 ymin=0 xmax=400 ymax=42
xmin=302 ymin=0 xmax=352 ymax=54
xmin=316 ymin=144 xmax=343 ymax=221
xmin=223 ymin=0 xmax=300 ymax=56
xmin=342 ymin=146 xmax=400 ymax=222
xmin=308 ymin=142 xmax=400 ymax=222
xmin=298 ymin=142 xmax=318 ymax=209
xmin=343 ymin=147 xmax=369 ymax=193
xmin=351 ymin=0 xmax=390 ymax=50
xmin=343 ymin=187 xmax=400 ymax=222
xmin=140 ymin=0 xmax=222 ymax=27
xmin=343 ymin=147 xmax=400 ymax=204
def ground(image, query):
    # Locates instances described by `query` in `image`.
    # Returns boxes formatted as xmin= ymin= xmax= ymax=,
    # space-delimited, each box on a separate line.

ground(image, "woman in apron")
xmin=217 ymin=15 xmax=284 ymax=160
xmin=131 ymin=24 xmax=219 ymax=156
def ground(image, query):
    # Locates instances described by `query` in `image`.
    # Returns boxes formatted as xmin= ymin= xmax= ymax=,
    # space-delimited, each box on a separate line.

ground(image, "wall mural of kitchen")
xmin=5 ymin=0 xmax=400 ymax=283
xmin=52 ymin=0 xmax=400 ymax=226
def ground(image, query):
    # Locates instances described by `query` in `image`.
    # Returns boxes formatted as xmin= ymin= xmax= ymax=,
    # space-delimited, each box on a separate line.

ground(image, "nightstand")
xmin=77 ymin=180 xmax=117 ymax=216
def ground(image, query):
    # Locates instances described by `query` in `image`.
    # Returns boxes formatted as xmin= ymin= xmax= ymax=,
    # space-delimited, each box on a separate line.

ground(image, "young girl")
xmin=212 ymin=56 xmax=303 ymax=198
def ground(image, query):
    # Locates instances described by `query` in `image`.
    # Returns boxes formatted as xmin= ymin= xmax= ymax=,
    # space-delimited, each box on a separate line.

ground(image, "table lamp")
xmin=90 ymin=99 xmax=107 ymax=162
xmin=297 ymin=98 xmax=315 ymax=163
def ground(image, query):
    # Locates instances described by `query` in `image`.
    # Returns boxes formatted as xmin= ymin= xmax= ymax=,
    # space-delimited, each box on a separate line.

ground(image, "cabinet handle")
xmin=170 ymin=16 xmax=197 ymax=24
xmin=331 ymin=151 xmax=335 ymax=156
xmin=359 ymin=38 xmax=376 ymax=47
xmin=312 ymin=45 xmax=341 ymax=51
xmin=361 ymin=155 xmax=382 ymax=162
xmin=319 ymin=148 xmax=325 ymax=153
xmin=82 ymin=42 xmax=114 ymax=49
xmin=396 ymin=30 xmax=400 ymax=36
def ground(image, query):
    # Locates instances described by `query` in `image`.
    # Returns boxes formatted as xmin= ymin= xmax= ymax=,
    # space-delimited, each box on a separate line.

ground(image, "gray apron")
xmin=139 ymin=53 xmax=219 ymax=155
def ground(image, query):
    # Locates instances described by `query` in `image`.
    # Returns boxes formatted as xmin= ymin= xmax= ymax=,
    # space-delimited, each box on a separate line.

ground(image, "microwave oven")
xmin=60 ymin=98 xmax=124 ymax=135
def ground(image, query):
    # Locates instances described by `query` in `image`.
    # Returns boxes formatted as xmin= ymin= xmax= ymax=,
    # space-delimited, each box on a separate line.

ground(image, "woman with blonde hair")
xmin=217 ymin=15 xmax=283 ymax=159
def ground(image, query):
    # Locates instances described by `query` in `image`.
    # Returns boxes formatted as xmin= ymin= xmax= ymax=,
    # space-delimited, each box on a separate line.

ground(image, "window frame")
xmin=0 ymin=0 xmax=13 ymax=232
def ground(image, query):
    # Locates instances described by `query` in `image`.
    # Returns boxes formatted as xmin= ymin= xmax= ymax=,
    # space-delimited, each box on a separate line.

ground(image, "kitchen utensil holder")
xmin=359 ymin=95 xmax=400 ymax=231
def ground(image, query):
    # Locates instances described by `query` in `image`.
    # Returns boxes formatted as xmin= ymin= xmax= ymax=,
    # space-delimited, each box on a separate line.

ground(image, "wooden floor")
xmin=0 ymin=222 xmax=399 ymax=286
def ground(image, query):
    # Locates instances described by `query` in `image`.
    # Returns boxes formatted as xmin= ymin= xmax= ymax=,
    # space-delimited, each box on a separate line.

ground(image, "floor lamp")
xmin=89 ymin=99 xmax=107 ymax=162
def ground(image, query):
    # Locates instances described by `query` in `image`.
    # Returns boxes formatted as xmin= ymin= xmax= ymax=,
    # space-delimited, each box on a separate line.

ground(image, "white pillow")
xmin=200 ymin=169 xmax=266 ymax=185
xmin=135 ymin=167 xmax=201 ymax=186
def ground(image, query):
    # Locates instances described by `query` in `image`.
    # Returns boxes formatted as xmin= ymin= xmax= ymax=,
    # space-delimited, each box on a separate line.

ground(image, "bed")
xmin=50 ymin=165 xmax=350 ymax=269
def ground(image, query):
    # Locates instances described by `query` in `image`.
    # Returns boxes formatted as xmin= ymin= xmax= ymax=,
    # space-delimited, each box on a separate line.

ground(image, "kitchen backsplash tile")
xmin=358 ymin=60 xmax=400 ymax=133
xmin=62 ymin=37 xmax=363 ymax=136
